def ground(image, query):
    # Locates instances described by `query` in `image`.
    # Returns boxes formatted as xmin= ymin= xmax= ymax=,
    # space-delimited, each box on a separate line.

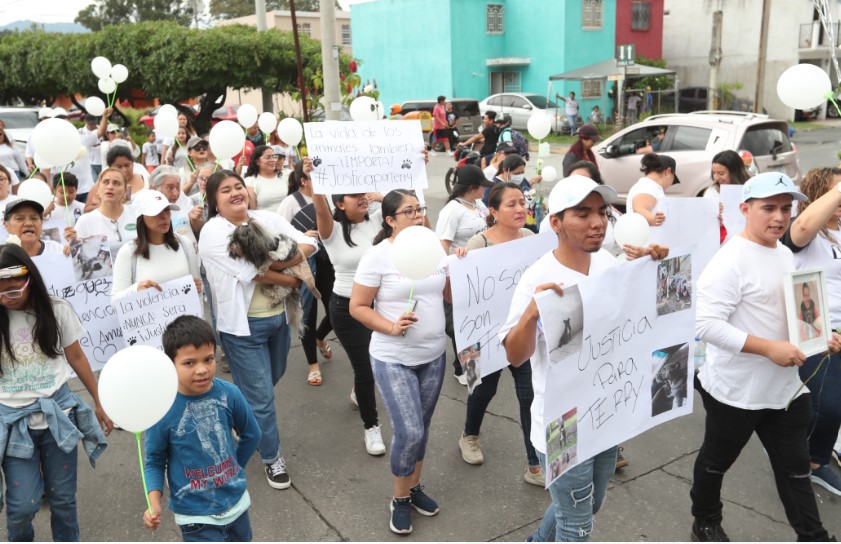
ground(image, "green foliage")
xmin=635 ymin=56 xmax=672 ymax=92
xmin=209 ymin=0 xmax=338 ymax=20
xmin=717 ymin=82 xmax=743 ymax=109
xmin=75 ymin=0 xmax=197 ymax=31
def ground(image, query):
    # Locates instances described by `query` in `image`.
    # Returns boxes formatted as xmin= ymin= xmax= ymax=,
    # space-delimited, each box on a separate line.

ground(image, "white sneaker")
xmin=365 ymin=425 xmax=386 ymax=456
xmin=454 ymin=373 xmax=468 ymax=386
xmin=350 ymin=387 xmax=358 ymax=407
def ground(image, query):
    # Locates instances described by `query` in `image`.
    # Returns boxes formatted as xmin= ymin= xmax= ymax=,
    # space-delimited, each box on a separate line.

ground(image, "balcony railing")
xmin=800 ymin=22 xmax=840 ymax=49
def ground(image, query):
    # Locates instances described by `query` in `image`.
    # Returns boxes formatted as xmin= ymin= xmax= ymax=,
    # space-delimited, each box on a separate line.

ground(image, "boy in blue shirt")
xmin=142 ymin=315 xmax=261 ymax=542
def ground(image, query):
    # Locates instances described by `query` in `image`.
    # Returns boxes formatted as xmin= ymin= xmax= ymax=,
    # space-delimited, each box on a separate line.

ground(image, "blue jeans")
xmin=567 ymin=114 xmax=578 ymax=134
xmin=179 ymin=510 xmax=252 ymax=542
xmin=2 ymin=427 xmax=79 ymax=541
xmin=799 ymin=351 xmax=841 ymax=466
xmin=220 ymin=313 xmax=291 ymax=464
xmin=532 ymin=446 xmax=618 ymax=542
xmin=372 ymin=352 xmax=446 ymax=477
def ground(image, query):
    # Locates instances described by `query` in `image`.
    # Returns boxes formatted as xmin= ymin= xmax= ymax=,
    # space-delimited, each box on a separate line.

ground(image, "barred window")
xmin=583 ymin=0 xmax=603 ymax=29
xmin=341 ymin=23 xmax=351 ymax=46
xmin=487 ymin=4 xmax=504 ymax=34
xmin=581 ymin=79 xmax=601 ymax=99
xmin=632 ymin=1 xmax=651 ymax=31
xmin=297 ymin=22 xmax=311 ymax=37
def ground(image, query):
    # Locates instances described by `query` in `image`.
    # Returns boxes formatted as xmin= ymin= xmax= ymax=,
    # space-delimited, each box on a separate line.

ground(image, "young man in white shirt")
xmin=501 ymin=176 xmax=667 ymax=542
xmin=691 ymin=173 xmax=840 ymax=542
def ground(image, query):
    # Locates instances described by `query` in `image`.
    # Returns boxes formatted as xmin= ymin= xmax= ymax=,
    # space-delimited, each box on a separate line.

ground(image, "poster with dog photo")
xmin=69 ymin=235 xmax=113 ymax=282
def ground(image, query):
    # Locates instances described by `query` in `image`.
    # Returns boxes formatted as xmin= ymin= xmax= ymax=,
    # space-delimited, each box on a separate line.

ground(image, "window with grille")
xmin=341 ymin=24 xmax=351 ymax=46
xmin=632 ymin=1 xmax=650 ymax=31
xmin=583 ymin=0 xmax=603 ymax=29
xmin=297 ymin=22 xmax=311 ymax=36
xmin=487 ymin=4 xmax=504 ymax=34
xmin=503 ymin=72 xmax=521 ymax=92
xmin=582 ymin=79 xmax=601 ymax=99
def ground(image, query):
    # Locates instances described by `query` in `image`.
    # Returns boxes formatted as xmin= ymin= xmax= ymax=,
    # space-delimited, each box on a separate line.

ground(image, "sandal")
xmin=307 ymin=371 xmax=322 ymax=386
xmin=317 ymin=340 xmax=333 ymax=360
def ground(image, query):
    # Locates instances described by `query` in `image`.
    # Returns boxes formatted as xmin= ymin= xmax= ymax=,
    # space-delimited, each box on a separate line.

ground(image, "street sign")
xmin=616 ymin=43 xmax=636 ymax=67
xmin=608 ymin=74 xmax=625 ymax=81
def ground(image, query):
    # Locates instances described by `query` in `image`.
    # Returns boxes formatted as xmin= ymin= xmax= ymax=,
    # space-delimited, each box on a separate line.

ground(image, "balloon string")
xmin=537 ymin=139 xmax=542 ymax=175
xmin=27 ymin=168 xmax=38 ymax=180
xmin=213 ymin=159 xmax=219 ymax=174
xmin=295 ymin=145 xmax=301 ymax=161
xmin=406 ymin=281 xmax=414 ymax=312
xmin=60 ymin=167 xmax=71 ymax=228
xmin=109 ymin=83 xmax=119 ymax=109
xmin=827 ymin=92 xmax=841 ymax=118
xmin=176 ymin=139 xmax=195 ymax=172
xmin=135 ymin=432 xmax=153 ymax=514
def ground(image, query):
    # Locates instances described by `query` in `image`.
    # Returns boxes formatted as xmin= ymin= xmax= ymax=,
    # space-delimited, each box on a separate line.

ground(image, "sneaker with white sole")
xmin=459 ymin=433 xmax=483 ymax=465
xmin=454 ymin=373 xmax=468 ymax=386
xmin=409 ymin=484 xmax=439 ymax=516
xmin=833 ymin=450 xmax=841 ymax=469
xmin=265 ymin=457 xmax=291 ymax=489
xmin=364 ymin=425 xmax=386 ymax=456
xmin=524 ymin=465 xmax=545 ymax=487
xmin=390 ymin=496 xmax=413 ymax=534
xmin=811 ymin=464 xmax=841 ymax=496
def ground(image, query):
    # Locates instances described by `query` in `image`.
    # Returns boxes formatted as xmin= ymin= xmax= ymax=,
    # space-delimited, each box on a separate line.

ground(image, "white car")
xmin=0 ymin=107 xmax=40 ymax=153
xmin=478 ymin=93 xmax=565 ymax=133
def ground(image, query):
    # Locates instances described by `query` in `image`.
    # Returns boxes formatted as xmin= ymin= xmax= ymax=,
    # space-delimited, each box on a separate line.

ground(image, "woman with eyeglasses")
xmin=349 ymin=189 xmax=447 ymax=535
xmin=3 ymin=199 xmax=63 ymax=257
xmin=0 ymin=244 xmax=111 ymax=541
xmin=244 ymin=145 xmax=287 ymax=212
xmin=67 ymin=168 xmax=137 ymax=249
xmin=0 ymin=128 xmax=27 ymax=183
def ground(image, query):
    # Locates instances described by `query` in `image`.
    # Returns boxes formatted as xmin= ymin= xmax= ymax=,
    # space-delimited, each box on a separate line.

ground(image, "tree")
xmin=75 ymin=0 xmax=196 ymax=31
xmin=209 ymin=0 xmax=340 ymax=20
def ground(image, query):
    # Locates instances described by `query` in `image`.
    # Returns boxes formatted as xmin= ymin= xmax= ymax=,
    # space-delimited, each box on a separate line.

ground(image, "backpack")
xmin=510 ymin=129 xmax=530 ymax=158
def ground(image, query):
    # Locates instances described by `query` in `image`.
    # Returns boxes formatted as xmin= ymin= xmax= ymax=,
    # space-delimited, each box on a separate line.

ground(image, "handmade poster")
xmin=304 ymin=120 xmax=428 ymax=193
xmin=649 ymin=197 xmax=718 ymax=275
xmin=719 ymin=185 xmax=744 ymax=244
xmin=69 ymin=235 xmax=113 ymax=283
xmin=536 ymin=246 xmax=697 ymax=486
xmin=114 ymin=275 xmax=202 ymax=351
xmin=450 ymin=232 xmax=556 ymax=377
xmin=33 ymin=252 xmax=124 ymax=372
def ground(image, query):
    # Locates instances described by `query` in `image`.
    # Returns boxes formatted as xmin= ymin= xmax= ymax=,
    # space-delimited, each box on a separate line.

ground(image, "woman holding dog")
xmin=198 ymin=170 xmax=317 ymax=492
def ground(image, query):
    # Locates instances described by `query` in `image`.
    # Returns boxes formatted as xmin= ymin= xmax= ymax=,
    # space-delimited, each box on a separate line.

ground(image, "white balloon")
xmin=236 ymin=104 xmax=258 ymax=128
xmin=17 ymin=179 xmax=53 ymax=209
xmin=31 ymin=118 xmax=81 ymax=167
xmin=98 ymin=346 xmax=178 ymax=433
xmin=539 ymin=142 xmax=551 ymax=157
xmin=98 ymin=77 xmax=116 ymax=95
xmin=154 ymin=112 xmax=179 ymax=139
xmin=392 ymin=226 xmax=446 ymax=281
xmin=85 ymin=96 xmax=106 ymax=117
xmin=90 ymin=56 xmax=112 ymax=79
xmin=613 ymin=212 xmax=651 ymax=247
xmin=257 ymin=112 xmax=278 ymax=134
xmin=209 ymin=120 xmax=246 ymax=160
xmin=375 ymin=101 xmax=386 ymax=119
xmin=527 ymin=113 xmax=552 ymax=140
xmin=777 ymin=64 xmax=832 ymax=110
xmin=349 ymin=96 xmax=378 ymax=121
xmin=110 ymin=63 xmax=128 ymax=84
xmin=276 ymin=117 xmax=303 ymax=146
xmin=541 ymin=165 xmax=557 ymax=182
xmin=33 ymin=153 xmax=52 ymax=170
xmin=75 ymin=145 xmax=87 ymax=161
xmin=158 ymin=104 xmax=178 ymax=118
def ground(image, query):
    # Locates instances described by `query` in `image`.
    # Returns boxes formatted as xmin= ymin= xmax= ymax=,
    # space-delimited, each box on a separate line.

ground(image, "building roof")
xmin=549 ymin=59 xmax=676 ymax=81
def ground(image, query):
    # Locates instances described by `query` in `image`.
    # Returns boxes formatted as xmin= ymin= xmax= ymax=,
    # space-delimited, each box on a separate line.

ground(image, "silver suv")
xmin=0 ymin=107 xmax=39 ymax=153
xmin=594 ymin=111 xmax=800 ymax=203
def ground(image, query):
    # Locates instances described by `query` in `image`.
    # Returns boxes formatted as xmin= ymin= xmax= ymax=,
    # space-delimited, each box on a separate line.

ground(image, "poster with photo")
xmin=783 ymin=268 xmax=831 ymax=356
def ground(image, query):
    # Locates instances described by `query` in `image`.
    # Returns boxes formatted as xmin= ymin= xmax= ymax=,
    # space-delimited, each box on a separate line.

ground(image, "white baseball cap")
xmin=132 ymin=190 xmax=180 ymax=220
xmin=37 ymin=107 xmax=53 ymax=119
xmin=741 ymin=172 xmax=807 ymax=203
xmin=51 ymin=107 xmax=69 ymax=119
xmin=547 ymin=175 xmax=617 ymax=215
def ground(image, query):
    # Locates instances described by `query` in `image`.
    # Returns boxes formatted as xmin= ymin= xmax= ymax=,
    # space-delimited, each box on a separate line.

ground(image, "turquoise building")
xmin=351 ymin=0 xmax=617 ymax=114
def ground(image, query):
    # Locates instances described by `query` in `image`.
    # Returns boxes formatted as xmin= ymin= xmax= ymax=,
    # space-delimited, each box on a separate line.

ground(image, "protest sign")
xmin=33 ymin=252 xmax=124 ymax=372
xmin=114 ymin=275 xmax=202 ymax=351
xmin=649 ymin=197 xmax=719 ymax=275
xmin=719 ymin=185 xmax=744 ymax=244
xmin=304 ymin=120 xmax=428 ymax=193
xmin=535 ymin=246 xmax=696 ymax=486
xmin=450 ymin=232 xmax=556 ymax=378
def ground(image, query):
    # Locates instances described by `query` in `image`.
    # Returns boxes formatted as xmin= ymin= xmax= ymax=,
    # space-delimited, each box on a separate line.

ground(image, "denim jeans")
xmin=220 ymin=313 xmax=291 ymax=464
xmin=567 ymin=114 xmax=578 ymax=134
xmin=372 ymin=352 xmax=446 ymax=477
xmin=330 ymin=295 xmax=378 ymax=428
xmin=179 ymin=510 xmax=252 ymax=542
xmin=2 ymin=427 xmax=79 ymax=542
xmin=531 ymin=447 xmax=617 ymax=542
xmin=464 ymin=362 xmax=538 ymax=466
xmin=799 ymin=351 xmax=841 ymax=466
xmin=691 ymin=375 xmax=828 ymax=541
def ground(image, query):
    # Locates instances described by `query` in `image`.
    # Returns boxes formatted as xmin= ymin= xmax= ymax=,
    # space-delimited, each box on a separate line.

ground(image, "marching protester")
xmin=691 ymin=173 xmax=839 ymax=542
xmin=244 ymin=145 xmax=287 ymax=212
xmin=198 ymin=170 xmax=317 ymax=491
xmin=627 ymin=152 xmax=680 ymax=227
xmin=49 ymin=172 xmax=85 ymax=227
xmin=0 ymin=244 xmax=111 ymax=541
xmin=85 ymin=146 xmax=149 ymax=212
xmin=502 ymin=175 xmax=667 ymax=542
xmin=160 ymin=111 xmax=197 ymax=165
xmin=0 ymin=166 xmax=20 ymax=232
xmin=180 ymin=137 xmax=212 ymax=197
xmin=704 ymin=149 xmax=752 ymax=243
xmin=457 ymin=181 xmax=543 ymax=486
xmin=561 ymin=124 xmax=601 ymax=177
xmin=148 ymin=166 xmax=203 ymax=244
xmin=68 ymin=168 xmax=137 ymax=247
xmin=165 ymin=127 xmax=191 ymax=170
xmin=350 ymin=189 xmax=447 ymax=535
xmin=782 ymin=167 xmax=841 ymax=497
xmin=4 ymin=199 xmax=63 ymax=256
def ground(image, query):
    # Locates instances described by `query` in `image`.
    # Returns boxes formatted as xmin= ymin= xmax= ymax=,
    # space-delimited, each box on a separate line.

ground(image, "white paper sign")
xmin=450 ymin=232 xmax=556 ymax=378
xmin=719 ymin=185 xmax=744 ymax=244
xmin=536 ymin=247 xmax=697 ymax=486
xmin=650 ymin=197 xmax=719 ymax=275
xmin=304 ymin=120 xmax=428 ymax=193
xmin=114 ymin=275 xmax=202 ymax=351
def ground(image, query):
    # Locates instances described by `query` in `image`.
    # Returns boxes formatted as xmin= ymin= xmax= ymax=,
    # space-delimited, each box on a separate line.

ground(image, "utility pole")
xmin=708 ymin=0 xmax=723 ymax=110
xmin=754 ymin=0 xmax=771 ymax=113
xmin=320 ymin=0 xmax=342 ymax=121
xmin=289 ymin=0 xmax=309 ymax=122
xmin=254 ymin=0 xmax=274 ymax=114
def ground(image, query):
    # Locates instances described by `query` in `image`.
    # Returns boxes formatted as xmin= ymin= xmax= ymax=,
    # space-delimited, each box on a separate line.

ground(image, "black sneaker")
xmin=390 ymin=496 xmax=413 ymax=534
xmin=265 ymin=457 xmax=291 ymax=490
xmin=410 ymin=484 xmax=439 ymax=516
xmin=691 ymin=519 xmax=730 ymax=542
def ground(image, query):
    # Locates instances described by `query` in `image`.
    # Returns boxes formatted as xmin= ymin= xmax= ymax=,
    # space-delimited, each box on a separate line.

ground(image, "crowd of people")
xmin=0 ymin=103 xmax=839 ymax=543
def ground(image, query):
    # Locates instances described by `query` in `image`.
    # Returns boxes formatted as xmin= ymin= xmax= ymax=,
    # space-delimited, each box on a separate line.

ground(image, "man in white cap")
xmin=500 ymin=175 xmax=667 ymax=542
xmin=690 ymin=172 xmax=840 ymax=542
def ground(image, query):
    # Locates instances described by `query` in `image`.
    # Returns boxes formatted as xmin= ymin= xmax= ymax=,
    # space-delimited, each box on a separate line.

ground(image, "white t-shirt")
xmin=483 ymin=165 xmax=497 ymax=181
xmin=74 ymin=207 xmax=138 ymax=245
xmin=0 ymin=297 xmax=84 ymax=428
xmin=81 ymin=126 xmax=102 ymax=167
xmin=791 ymin=231 xmax=841 ymax=327
xmin=142 ymin=142 xmax=161 ymax=166
xmin=277 ymin=192 xmax=312 ymax=223
xmin=0 ymin=194 xmax=20 ymax=241
xmin=169 ymin=192 xmax=198 ymax=247
xmin=565 ymin=98 xmax=579 ymax=116
xmin=66 ymin=127 xmax=100 ymax=194
xmin=244 ymin=174 xmax=288 ymax=212
xmin=696 ymin=236 xmax=803 ymax=410
xmin=499 ymin=248 xmax=617 ymax=454
xmin=111 ymin=239 xmax=199 ymax=303
xmin=435 ymin=199 xmax=488 ymax=253
xmin=627 ymin=176 xmax=665 ymax=215
xmin=354 ymin=239 xmax=447 ymax=365
xmin=322 ymin=210 xmax=382 ymax=298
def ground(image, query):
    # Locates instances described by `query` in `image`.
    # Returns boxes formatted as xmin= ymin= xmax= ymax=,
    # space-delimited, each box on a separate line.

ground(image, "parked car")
xmin=0 ymin=107 xmax=39 ymax=152
xmin=478 ymin=92 xmax=565 ymax=133
xmin=661 ymin=87 xmax=754 ymax=114
xmin=594 ymin=111 xmax=800 ymax=204
xmin=400 ymin=98 xmax=482 ymax=145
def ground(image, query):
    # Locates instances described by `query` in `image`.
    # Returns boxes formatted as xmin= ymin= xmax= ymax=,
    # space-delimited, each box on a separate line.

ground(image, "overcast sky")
xmin=0 ymin=0 xmax=366 ymax=26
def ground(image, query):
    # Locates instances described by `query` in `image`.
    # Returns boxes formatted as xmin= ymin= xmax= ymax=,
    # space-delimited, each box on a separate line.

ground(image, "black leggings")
xmin=302 ymin=258 xmax=335 ymax=364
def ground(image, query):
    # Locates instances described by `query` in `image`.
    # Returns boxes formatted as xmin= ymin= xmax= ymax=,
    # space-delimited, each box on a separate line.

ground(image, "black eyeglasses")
xmin=192 ymin=144 xmax=208 ymax=152
xmin=394 ymin=206 xmax=427 ymax=219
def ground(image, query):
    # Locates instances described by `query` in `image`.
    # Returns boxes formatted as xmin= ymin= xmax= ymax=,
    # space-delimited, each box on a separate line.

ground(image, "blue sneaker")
xmin=410 ymin=484 xmax=439 ymax=516
xmin=390 ymin=497 xmax=412 ymax=535
xmin=811 ymin=465 xmax=841 ymax=497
